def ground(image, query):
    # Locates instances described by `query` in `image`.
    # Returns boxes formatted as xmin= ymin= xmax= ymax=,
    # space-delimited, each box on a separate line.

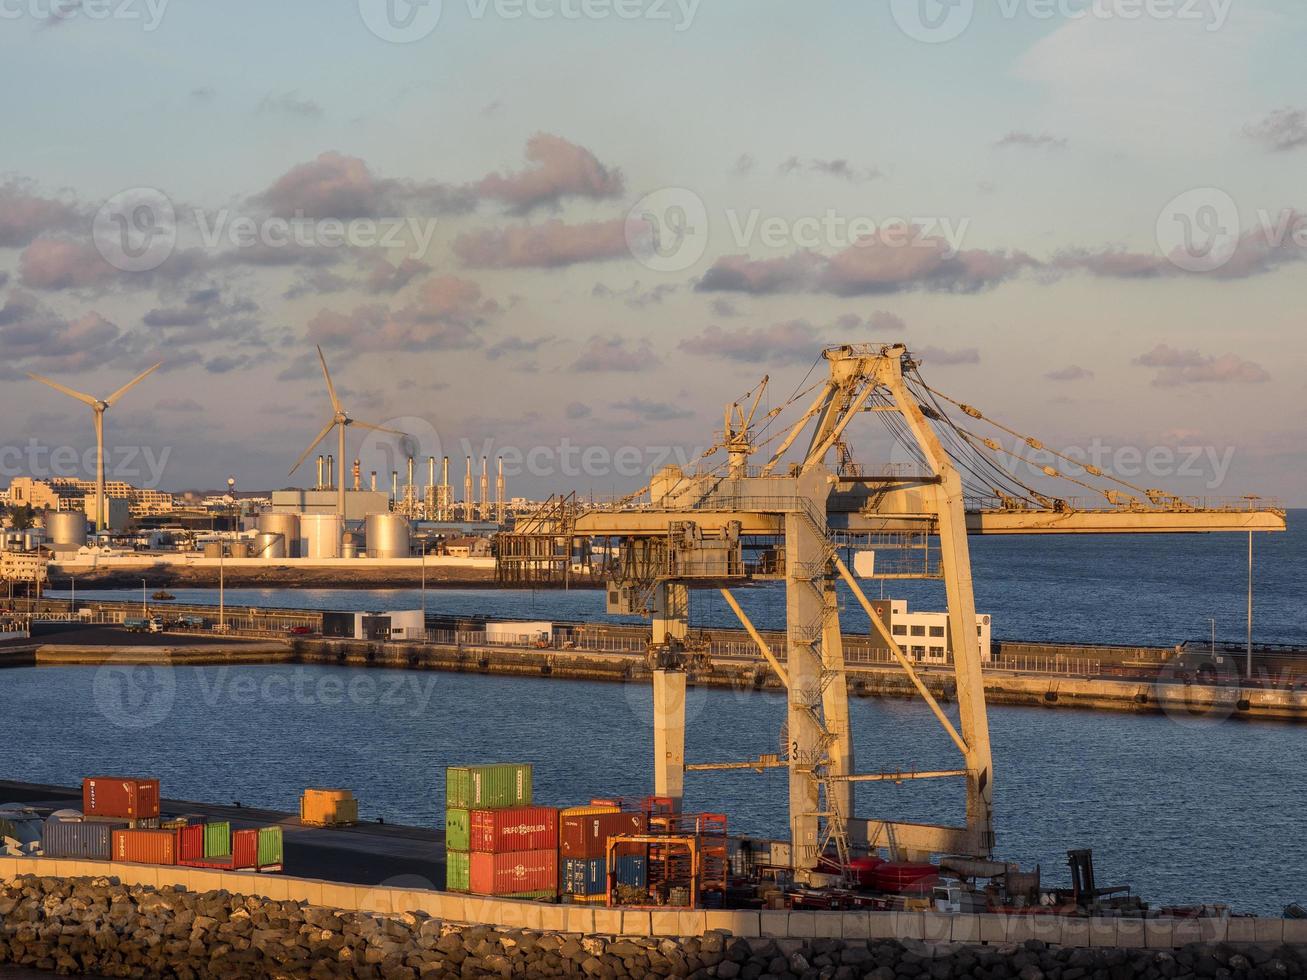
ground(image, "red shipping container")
xmin=468 ymin=849 xmax=557 ymax=896
xmin=84 ymin=777 xmax=160 ymax=820
xmin=560 ymin=811 xmax=646 ymax=859
xmin=176 ymin=824 xmax=204 ymax=862
xmin=469 ymin=806 xmax=558 ymax=853
xmin=112 ymin=829 xmax=176 ymax=865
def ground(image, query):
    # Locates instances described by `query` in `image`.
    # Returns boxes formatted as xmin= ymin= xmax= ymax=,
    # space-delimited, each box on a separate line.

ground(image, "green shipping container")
xmin=203 ymin=822 xmax=231 ymax=858
xmin=445 ymin=764 xmax=532 ymax=809
xmin=445 ymin=808 xmax=470 ymax=851
xmin=257 ymin=827 xmax=283 ymax=868
xmin=446 ymin=850 xmax=470 ymax=892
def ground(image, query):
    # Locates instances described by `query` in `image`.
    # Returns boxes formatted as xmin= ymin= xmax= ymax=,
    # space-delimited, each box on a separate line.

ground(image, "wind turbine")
xmin=289 ymin=346 xmax=404 ymax=536
xmin=27 ymin=363 xmax=163 ymax=532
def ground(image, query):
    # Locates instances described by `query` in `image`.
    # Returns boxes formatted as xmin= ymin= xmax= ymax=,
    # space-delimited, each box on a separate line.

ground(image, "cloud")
xmin=1243 ymin=107 xmax=1307 ymax=153
xmin=156 ymin=396 xmax=203 ymax=412
xmin=565 ymin=401 xmax=592 ymax=420
xmin=610 ymin=397 xmax=693 ymax=421
xmin=362 ymin=256 xmax=430 ymax=294
xmin=731 ymin=154 xmax=755 ymax=176
xmin=709 ymin=298 xmax=740 ymax=317
xmin=572 ymin=335 xmax=657 ymax=372
xmin=698 ymin=233 xmax=1034 ymax=297
xmin=680 ymin=320 xmax=829 ymax=364
xmin=485 ymin=335 xmax=553 ymax=361
xmin=867 ymin=309 xmax=907 ymax=335
xmin=477 ymin=133 xmax=623 ymax=212
xmin=18 ymin=238 xmax=117 ymax=290
xmin=1045 ymin=365 xmax=1094 ymax=382
xmin=258 ymin=91 xmax=323 ymax=119
xmin=454 ymin=218 xmax=628 ymax=268
xmin=283 ymin=268 xmax=352 ymax=300
xmin=1133 ymin=344 xmax=1269 ymax=386
xmin=916 ymin=345 xmax=980 ymax=366
xmin=0 ymin=181 xmax=83 ymax=247
xmin=994 ymin=131 xmax=1068 ymax=150
xmin=592 ymin=281 xmax=678 ymax=308
xmin=252 ymin=151 xmax=473 ymax=220
xmin=0 ymin=290 xmax=123 ymax=377
xmin=307 ymin=275 xmax=497 ymax=353
xmin=778 ymin=157 xmax=882 ymax=183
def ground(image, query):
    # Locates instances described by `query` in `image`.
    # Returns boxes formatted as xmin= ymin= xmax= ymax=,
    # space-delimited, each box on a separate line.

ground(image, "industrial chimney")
xmin=326 ymin=455 xmax=334 ymax=491
xmin=391 ymin=470 xmax=399 ymax=505
xmin=370 ymin=471 xmax=377 ymax=492
xmin=480 ymin=457 xmax=489 ymax=524
xmin=464 ymin=456 xmax=473 ymax=521
xmin=316 ymin=455 xmax=324 ymax=490
xmin=352 ymin=458 xmax=361 ymax=492
xmin=496 ymin=456 xmax=505 ymax=524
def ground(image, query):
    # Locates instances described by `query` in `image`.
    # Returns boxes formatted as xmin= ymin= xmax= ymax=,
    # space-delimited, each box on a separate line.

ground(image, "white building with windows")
xmin=873 ymin=598 xmax=992 ymax=664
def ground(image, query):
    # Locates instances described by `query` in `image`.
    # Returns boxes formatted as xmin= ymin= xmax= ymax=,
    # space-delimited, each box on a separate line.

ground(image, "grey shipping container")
xmin=42 ymin=819 xmax=125 ymax=860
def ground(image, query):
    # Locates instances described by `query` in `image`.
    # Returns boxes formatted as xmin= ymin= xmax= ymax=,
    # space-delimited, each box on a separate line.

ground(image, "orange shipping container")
xmin=112 ymin=829 xmax=176 ymax=865
xmin=468 ymin=849 xmax=557 ymax=896
xmin=559 ymin=811 xmax=646 ymax=859
xmin=300 ymin=788 xmax=358 ymax=827
xmin=83 ymin=777 xmax=160 ymax=820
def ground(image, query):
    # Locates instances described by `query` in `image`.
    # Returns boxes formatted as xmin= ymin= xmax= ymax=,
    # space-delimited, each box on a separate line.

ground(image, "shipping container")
xmin=469 ymin=806 xmax=558 ymax=853
xmin=257 ymin=827 xmax=283 ymax=869
xmin=83 ymin=778 xmax=160 ymax=820
xmin=300 ymin=788 xmax=358 ymax=827
xmin=445 ymin=808 xmax=470 ymax=852
xmin=560 ymin=804 xmax=619 ymax=819
xmin=204 ymin=821 xmax=231 ymax=858
xmin=559 ymin=811 xmax=647 ymax=859
xmin=176 ymin=824 xmax=205 ymax=862
xmin=446 ymin=850 xmax=470 ymax=892
xmin=468 ymin=849 xmax=557 ymax=896
xmin=179 ymin=829 xmax=257 ymax=870
xmin=561 ymin=855 xmax=647 ymax=896
xmin=41 ymin=819 xmax=123 ymax=861
xmin=445 ymin=764 xmax=532 ymax=810
xmin=112 ymin=828 xmax=176 ymax=865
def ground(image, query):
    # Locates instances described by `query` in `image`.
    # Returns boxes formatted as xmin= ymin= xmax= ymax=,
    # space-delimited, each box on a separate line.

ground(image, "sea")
xmin=3 ymin=513 xmax=1302 ymax=916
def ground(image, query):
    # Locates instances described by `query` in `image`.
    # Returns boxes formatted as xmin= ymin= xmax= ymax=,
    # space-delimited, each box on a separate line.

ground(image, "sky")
xmin=1 ymin=0 xmax=1304 ymax=504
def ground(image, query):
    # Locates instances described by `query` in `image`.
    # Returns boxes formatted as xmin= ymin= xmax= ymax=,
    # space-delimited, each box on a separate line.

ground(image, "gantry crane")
xmin=501 ymin=343 xmax=1286 ymax=882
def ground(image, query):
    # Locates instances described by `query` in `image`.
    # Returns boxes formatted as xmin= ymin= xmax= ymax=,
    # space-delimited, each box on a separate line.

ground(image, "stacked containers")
xmin=444 ymin=765 xmax=556 ymax=898
xmin=558 ymin=809 xmax=648 ymax=904
xmin=83 ymin=777 xmax=160 ymax=827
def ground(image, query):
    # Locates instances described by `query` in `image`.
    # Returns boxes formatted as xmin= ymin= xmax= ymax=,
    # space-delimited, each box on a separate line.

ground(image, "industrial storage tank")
xmin=229 ymin=540 xmax=252 ymax=559
xmin=202 ymin=541 xmax=224 ymax=559
xmin=257 ymin=513 xmax=301 ymax=558
xmin=365 ymin=513 xmax=411 ymax=559
xmin=342 ymin=533 xmax=359 ymax=560
xmin=45 ymin=511 xmax=86 ymax=549
xmin=301 ymin=514 xmax=343 ymax=559
xmin=253 ymin=532 xmax=286 ymax=559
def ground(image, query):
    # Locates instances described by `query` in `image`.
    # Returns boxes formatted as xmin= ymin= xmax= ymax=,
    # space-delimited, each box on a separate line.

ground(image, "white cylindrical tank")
xmin=342 ymin=532 xmax=359 ymax=560
xmin=253 ymin=532 xmax=286 ymax=559
xmin=302 ymin=514 xmax=343 ymax=559
xmin=257 ymin=513 xmax=301 ymax=558
xmin=203 ymin=541 xmax=223 ymax=559
xmin=45 ymin=511 xmax=87 ymax=548
xmin=366 ymin=513 xmax=411 ymax=559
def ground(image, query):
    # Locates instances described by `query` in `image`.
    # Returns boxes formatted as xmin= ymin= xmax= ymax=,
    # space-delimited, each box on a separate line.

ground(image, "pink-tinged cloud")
xmin=698 ymin=234 xmax=1035 ymax=296
xmin=572 ymin=335 xmax=658 ymax=372
xmin=1045 ymin=364 xmax=1094 ymax=381
xmin=477 ymin=133 xmax=624 ymax=211
xmin=1134 ymin=344 xmax=1270 ymax=386
xmin=454 ymin=218 xmax=627 ymax=268
xmin=307 ymin=275 xmax=498 ymax=352
xmin=18 ymin=238 xmax=117 ymax=290
xmin=0 ymin=181 xmax=82 ymax=247
xmin=680 ymin=320 xmax=828 ymax=363
xmin=916 ymin=345 xmax=980 ymax=366
xmin=253 ymin=151 xmax=472 ymax=219
xmin=0 ymin=290 xmax=122 ymax=377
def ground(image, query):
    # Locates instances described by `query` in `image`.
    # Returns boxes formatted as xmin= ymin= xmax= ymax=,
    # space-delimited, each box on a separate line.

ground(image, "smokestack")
xmin=496 ymin=456 xmax=505 ymax=524
xmin=464 ymin=456 xmax=473 ymax=521
xmin=428 ymin=456 xmax=435 ymax=489
xmin=316 ymin=455 xmax=324 ymax=490
xmin=480 ymin=457 xmax=488 ymax=524
xmin=353 ymin=458 xmax=361 ymax=492
xmin=370 ymin=471 xmax=377 ymax=492
xmin=407 ymin=455 xmax=415 ymax=489
xmin=391 ymin=470 xmax=399 ymax=504
xmin=441 ymin=456 xmax=451 ymax=522
xmin=326 ymin=455 xmax=334 ymax=491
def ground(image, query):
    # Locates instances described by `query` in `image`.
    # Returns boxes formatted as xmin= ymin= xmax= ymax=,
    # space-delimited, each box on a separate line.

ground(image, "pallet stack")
xmin=444 ymin=764 xmax=558 ymax=899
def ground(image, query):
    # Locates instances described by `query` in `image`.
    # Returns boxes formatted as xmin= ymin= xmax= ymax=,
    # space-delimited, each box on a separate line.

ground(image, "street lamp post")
xmin=141 ymin=579 xmax=147 ymax=619
xmin=1243 ymin=495 xmax=1259 ymax=683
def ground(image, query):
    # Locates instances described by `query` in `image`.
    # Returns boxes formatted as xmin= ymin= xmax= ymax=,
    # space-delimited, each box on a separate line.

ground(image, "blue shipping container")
xmin=41 ymin=819 xmax=124 ymax=860
xmin=561 ymin=855 xmax=647 ymax=896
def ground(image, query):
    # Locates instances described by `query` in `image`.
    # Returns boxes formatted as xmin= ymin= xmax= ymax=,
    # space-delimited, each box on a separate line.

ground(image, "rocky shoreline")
xmin=3 ymin=876 xmax=1305 ymax=980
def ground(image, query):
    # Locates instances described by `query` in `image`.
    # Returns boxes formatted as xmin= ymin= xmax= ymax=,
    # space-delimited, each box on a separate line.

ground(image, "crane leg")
xmin=651 ymin=582 xmax=689 ymax=811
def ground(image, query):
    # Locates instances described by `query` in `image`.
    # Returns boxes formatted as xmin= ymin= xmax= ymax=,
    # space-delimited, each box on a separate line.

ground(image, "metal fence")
xmin=992 ymin=654 xmax=1102 ymax=676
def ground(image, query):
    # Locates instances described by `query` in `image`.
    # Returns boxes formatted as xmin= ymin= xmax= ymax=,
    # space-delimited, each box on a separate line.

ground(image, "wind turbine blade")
xmin=104 ymin=362 xmax=164 ymax=407
xmin=351 ymin=420 xmax=407 ymax=437
xmin=316 ymin=345 xmax=342 ymax=414
xmin=27 ymin=373 xmax=98 ymax=408
xmin=288 ymin=419 xmax=337 ymax=476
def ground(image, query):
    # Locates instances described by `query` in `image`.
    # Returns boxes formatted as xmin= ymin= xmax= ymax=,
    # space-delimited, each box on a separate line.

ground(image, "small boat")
xmin=151 ymin=590 xmax=176 ymax=601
